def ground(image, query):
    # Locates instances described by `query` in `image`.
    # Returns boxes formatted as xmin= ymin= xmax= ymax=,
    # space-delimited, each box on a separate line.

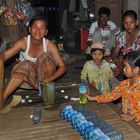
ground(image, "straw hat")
xmin=85 ymin=42 xmax=105 ymax=55
xmin=91 ymin=42 xmax=105 ymax=50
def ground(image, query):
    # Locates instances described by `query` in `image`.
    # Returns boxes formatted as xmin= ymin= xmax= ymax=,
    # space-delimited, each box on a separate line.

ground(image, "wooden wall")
xmin=123 ymin=0 xmax=140 ymax=27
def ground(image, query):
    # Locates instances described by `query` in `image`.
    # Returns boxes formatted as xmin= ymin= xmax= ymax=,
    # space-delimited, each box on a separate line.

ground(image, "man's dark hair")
xmin=98 ymin=7 xmax=111 ymax=16
xmin=122 ymin=10 xmax=137 ymax=21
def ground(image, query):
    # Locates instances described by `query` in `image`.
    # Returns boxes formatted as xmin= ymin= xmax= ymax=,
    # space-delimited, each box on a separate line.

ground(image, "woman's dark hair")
xmin=29 ymin=16 xmax=48 ymax=28
xmin=124 ymin=51 xmax=140 ymax=67
xmin=91 ymin=48 xmax=105 ymax=54
xmin=122 ymin=10 xmax=137 ymax=21
xmin=98 ymin=7 xmax=110 ymax=16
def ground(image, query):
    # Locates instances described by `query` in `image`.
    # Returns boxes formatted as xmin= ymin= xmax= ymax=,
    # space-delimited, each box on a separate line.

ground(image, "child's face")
xmin=91 ymin=50 xmax=104 ymax=64
xmin=123 ymin=60 xmax=135 ymax=78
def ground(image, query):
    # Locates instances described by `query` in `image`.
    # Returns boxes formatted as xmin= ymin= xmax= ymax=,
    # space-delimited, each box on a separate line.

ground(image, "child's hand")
xmin=120 ymin=114 xmax=135 ymax=121
xmin=84 ymin=94 xmax=97 ymax=101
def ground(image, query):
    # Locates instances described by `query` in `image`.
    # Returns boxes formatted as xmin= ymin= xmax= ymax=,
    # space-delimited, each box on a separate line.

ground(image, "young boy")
xmin=81 ymin=42 xmax=113 ymax=94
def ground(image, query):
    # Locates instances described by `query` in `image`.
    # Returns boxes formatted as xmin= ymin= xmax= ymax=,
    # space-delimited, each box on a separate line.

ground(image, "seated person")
xmin=112 ymin=10 xmax=140 ymax=59
xmin=81 ymin=42 xmax=114 ymax=94
xmin=112 ymin=10 xmax=140 ymax=78
xmin=0 ymin=16 xmax=66 ymax=110
xmin=86 ymin=51 xmax=140 ymax=125
xmin=86 ymin=7 xmax=120 ymax=56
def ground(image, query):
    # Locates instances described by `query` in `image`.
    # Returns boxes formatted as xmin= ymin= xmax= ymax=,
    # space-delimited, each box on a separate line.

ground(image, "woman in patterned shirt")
xmin=112 ymin=10 xmax=140 ymax=58
xmin=111 ymin=10 xmax=140 ymax=77
xmin=85 ymin=51 xmax=140 ymax=124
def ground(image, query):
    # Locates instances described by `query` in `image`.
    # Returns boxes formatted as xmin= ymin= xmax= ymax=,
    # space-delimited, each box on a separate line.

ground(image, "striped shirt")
xmin=88 ymin=20 xmax=120 ymax=42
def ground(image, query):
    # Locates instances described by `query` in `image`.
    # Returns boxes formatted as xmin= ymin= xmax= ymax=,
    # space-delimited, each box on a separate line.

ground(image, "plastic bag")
xmin=16 ymin=0 xmax=35 ymax=26
xmin=3 ymin=9 xmax=17 ymax=26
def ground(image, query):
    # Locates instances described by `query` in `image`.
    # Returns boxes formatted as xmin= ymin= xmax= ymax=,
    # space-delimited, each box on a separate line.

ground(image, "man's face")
xmin=99 ymin=14 xmax=109 ymax=27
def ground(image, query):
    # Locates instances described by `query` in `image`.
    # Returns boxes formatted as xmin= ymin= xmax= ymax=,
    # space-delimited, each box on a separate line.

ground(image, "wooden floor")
xmin=0 ymin=55 xmax=140 ymax=140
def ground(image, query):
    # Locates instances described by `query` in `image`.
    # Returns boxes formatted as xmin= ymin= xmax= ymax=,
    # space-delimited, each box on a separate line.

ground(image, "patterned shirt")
xmin=88 ymin=20 xmax=120 ymax=42
xmin=81 ymin=60 xmax=113 ymax=93
xmin=95 ymin=76 xmax=140 ymax=122
xmin=117 ymin=31 xmax=140 ymax=56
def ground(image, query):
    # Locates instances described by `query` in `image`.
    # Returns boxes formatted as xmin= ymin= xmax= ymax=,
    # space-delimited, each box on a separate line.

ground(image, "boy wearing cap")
xmin=81 ymin=42 xmax=114 ymax=94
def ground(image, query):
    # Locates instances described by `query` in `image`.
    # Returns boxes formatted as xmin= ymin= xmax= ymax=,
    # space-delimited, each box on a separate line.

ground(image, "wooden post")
xmin=0 ymin=59 xmax=4 ymax=110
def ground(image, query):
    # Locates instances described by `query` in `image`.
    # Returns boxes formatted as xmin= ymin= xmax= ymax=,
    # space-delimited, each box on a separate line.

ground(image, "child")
xmin=81 ymin=42 xmax=114 ymax=94
xmin=85 ymin=51 xmax=140 ymax=124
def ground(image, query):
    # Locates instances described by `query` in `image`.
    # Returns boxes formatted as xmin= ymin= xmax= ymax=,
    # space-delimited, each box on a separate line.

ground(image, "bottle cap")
xmin=64 ymin=95 xmax=68 ymax=99
xmin=25 ymin=95 xmax=30 ymax=99
xmin=61 ymin=89 xmax=65 ymax=93
xmin=28 ymin=100 xmax=32 ymax=103
xmin=21 ymin=99 xmax=25 ymax=103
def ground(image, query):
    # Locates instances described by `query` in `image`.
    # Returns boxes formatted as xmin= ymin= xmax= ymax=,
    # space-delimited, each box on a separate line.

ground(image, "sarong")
xmin=11 ymin=53 xmax=57 ymax=89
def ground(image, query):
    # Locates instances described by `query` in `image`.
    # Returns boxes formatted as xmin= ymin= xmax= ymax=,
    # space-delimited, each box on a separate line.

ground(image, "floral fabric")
xmin=95 ymin=76 xmax=140 ymax=122
xmin=117 ymin=31 xmax=140 ymax=56
xmin=11 ymin=53 xmax=57 ymax=89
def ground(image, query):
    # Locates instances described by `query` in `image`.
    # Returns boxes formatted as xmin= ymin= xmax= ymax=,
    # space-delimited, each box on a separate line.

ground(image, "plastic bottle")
xmin=89 ymin=128 xmax=110 ymax=140
xmin=97 ymin=80 xmax=102 ymax=95
xmin=70 ymin=111 xmax=79 ymax=128
xmin=51 ymin=37 xmax=57 ymax=45
xmin=60 ymin=105 xmax=73 ymax=119
xmin=67 ymin=110 xmax=76 ymax=122
xmin=58 ymin=36 xmax=64 ymax=51
xmin=84 ymin=122 xmax=94 ymax=138
xmin=31 ymin=109 xmax=42 ymax=124
xmin=79 ymin=80 xmax=88 ymax=104
xmin=65 ymin=108 xmax=74 ymax=121
xmin=75 ymin=114 xmax=87 ymax=131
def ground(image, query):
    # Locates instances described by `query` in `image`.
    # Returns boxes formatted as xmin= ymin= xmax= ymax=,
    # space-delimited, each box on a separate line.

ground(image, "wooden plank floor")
xmin=86 ymin=102 xmax=140 ymax=140
xmin=1 ymin=55 xmax=140 ymax=140
xmin=0 ymin=99 xmax=82 ymax=140
xmin=1 ymin=90 xmax=140 ymax=140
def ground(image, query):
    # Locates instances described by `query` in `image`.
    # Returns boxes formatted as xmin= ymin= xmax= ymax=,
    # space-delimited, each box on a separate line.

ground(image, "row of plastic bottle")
xmin=73 ymin=105 xmax=124 ymax=140
xmin=59 ymin=105 xmax=124 ymax=140
xmin=60 ymin=105 xmax=110 ymax=140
